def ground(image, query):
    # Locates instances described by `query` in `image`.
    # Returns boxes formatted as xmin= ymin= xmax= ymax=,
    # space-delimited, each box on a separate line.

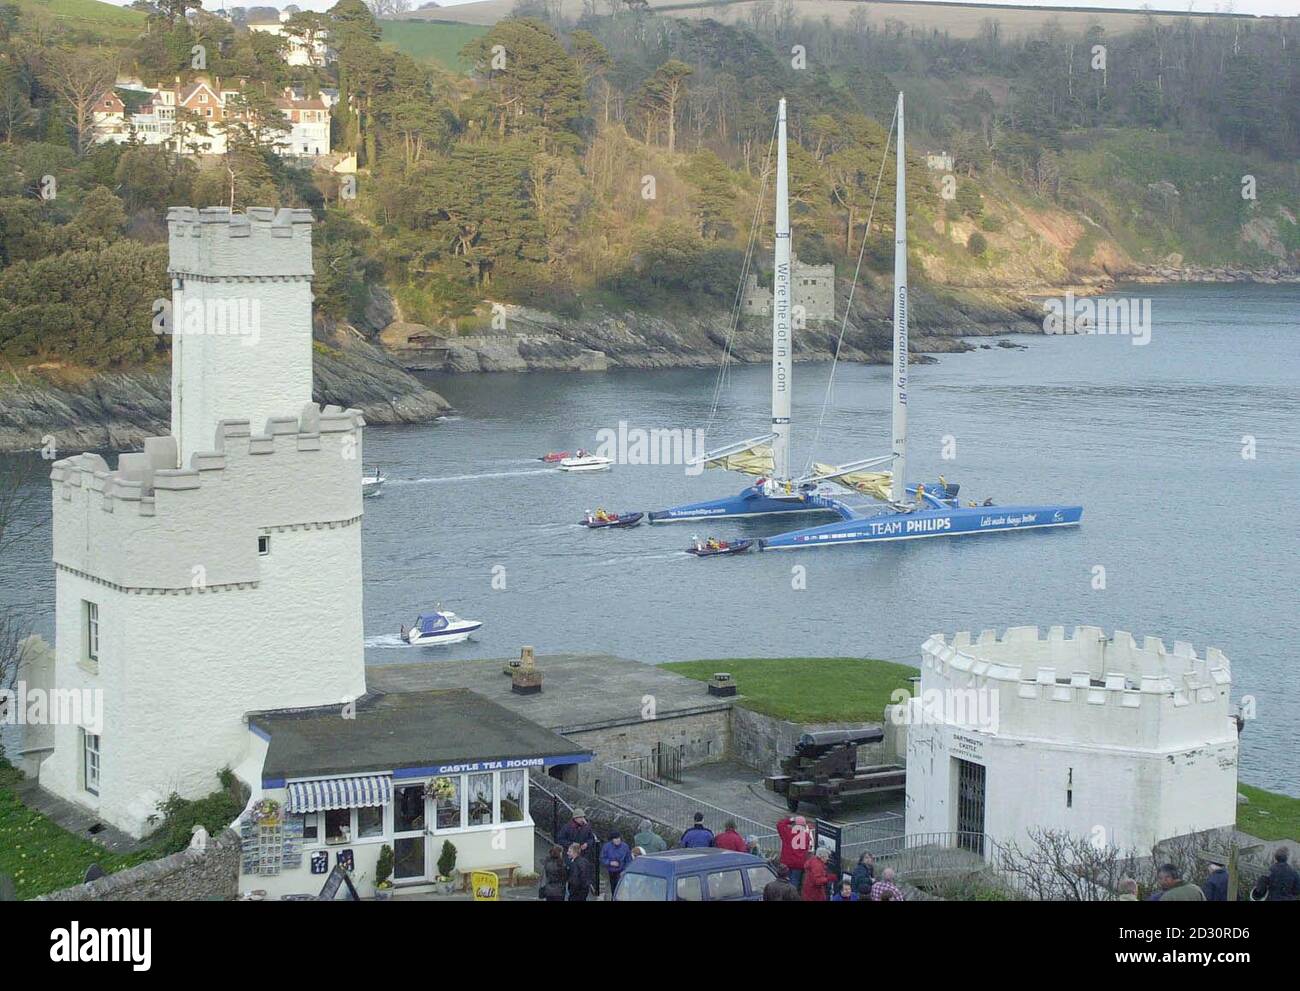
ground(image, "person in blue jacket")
xmin=679 ymin=812 xmax=715 ymax=848
xmin=1202 ymin=861 xmax=1229 ymax=901
xmin=600 ymin=831 xmax=634 ymax=897
xmin=831 ymin=877 xmax=860 ymax=902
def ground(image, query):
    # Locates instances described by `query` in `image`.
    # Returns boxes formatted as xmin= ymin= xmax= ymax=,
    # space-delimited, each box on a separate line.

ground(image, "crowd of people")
xmin=541 ymin=807 xmax=910 ymax=902
xmin=542 ymin=806 xmax=1299 ymax=903
xmin=769 ymin=814 xmax=905 ymax=902
xmin=1127 ymin=847 xmax=1299 ymax=902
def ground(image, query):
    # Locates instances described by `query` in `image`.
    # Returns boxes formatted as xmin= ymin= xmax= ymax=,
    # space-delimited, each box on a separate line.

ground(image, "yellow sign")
xmin=471 ymin=871 xmax=499 ymax=901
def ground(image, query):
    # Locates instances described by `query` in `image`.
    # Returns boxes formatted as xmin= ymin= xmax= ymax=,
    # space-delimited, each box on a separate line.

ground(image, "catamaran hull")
xmin=648 ymin=487 xmax=840 ymax=524
xmin=758 ymin=504 xmax=1083 ymax=550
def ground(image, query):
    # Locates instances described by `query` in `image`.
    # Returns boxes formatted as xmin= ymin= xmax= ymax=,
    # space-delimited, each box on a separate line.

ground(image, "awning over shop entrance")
xmin=286 ymin=774 xmax=393 ymax=813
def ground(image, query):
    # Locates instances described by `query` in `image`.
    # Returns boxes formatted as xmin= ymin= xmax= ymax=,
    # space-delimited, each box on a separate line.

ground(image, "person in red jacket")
xmin=776 ymin=815 xmax=812 ymax=891
xmin=801 ymin=848 xmax=834 ymax=902
xmin=713 ymin=820 xmax=748 ymax=853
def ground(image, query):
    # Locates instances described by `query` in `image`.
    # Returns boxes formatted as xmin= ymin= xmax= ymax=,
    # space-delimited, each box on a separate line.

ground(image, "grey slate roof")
xmin=249 ymin=689 xmax=590 ymax=782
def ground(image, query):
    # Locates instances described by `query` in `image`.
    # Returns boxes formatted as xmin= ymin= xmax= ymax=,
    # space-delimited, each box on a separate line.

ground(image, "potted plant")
xmin=435 ymin=840 xmax=458 ymax=895
xmin=374 ymin=844 xmax=394 ymax=901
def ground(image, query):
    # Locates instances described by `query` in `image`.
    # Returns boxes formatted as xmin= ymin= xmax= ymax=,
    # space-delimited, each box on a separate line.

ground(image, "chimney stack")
xmin=510 ymin=646 xmax=542 ymax=695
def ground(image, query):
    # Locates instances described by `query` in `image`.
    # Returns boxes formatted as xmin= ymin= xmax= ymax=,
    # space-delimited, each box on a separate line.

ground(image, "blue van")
xmin=612 ymin=849 xmax=778 ymax=901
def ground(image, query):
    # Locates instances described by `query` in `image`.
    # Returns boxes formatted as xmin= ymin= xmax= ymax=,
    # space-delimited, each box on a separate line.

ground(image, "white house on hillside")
xmin=248 ymin=10 xmax=333 ymax=68
xmin=93 ymin=77 xmax=332 ymax=159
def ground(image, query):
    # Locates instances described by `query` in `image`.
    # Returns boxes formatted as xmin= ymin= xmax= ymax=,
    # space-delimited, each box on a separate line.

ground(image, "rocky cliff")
xmin=385 ymin=279 xmax=1046 ymax=374
xmin=0 ymin=328 xmax=450 ymax=454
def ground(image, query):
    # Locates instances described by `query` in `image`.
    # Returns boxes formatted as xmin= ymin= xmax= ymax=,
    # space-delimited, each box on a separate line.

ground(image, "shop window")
xmin=357 ymin=805 xmax=384 ymax=839
xmin=297 ymin=813 xmax=318 ymax=843
xmin=324 ymin=808 xmax=351 ymax=844
xmin=467 ymin=772 xmax=494 ymax=827
xmin=433 ymin=776 xmax=461 ymax=831
xmin=500 ymin=769 xmax=526 ymax=823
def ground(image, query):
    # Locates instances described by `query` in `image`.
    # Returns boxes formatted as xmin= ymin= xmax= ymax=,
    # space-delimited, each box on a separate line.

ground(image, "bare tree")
xmin=0 ymin=456 xmax=46 ymax=722
xmin=366 ymin=0 xmax=411 ymax=17
xmin=999 ymin=827 xmax=1143 ymax=901
xmin=44 ymin=48 xmax=117 ymax=155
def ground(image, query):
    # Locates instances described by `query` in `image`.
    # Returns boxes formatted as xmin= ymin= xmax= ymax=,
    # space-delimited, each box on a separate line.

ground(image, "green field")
xmin=380 ymin=19 xmax=488 ymax=74
xmin=14 ymin=0 xmax=146 ymax=40
xmin=661 ymin=656 xmax=919 ymax=724
xmin=1236 ymin=784 xmax=1300 ymax=843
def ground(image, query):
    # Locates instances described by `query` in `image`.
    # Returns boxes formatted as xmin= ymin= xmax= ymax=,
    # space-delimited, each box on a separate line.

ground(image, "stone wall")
xmin=567 ymin=710 xmax=730 ymax=791
xmin=38 ymin=828 xmax=240 ymax=902
xmin=729 ymin=707 xmax=886 ymax=775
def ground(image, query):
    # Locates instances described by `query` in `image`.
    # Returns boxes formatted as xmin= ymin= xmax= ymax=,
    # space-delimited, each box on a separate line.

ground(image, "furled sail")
xmin=706 ymin=444 xmax=774 ymax=476
xmin=811 ymin=462 xmax=893 ymax=503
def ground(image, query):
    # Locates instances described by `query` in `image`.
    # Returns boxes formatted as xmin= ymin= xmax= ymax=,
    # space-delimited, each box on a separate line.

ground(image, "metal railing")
xmin=841 ymin=830 xmax=1007 ymax=881
xmin=604 ymin=746 xmax=683 ymax=785
xmin=594 ymin=763 xmax=781 ymax=856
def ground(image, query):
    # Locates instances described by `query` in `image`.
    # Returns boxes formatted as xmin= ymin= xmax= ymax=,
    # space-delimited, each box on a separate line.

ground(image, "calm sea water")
xmin=2 ymin=284 xmax=1297 ymax=794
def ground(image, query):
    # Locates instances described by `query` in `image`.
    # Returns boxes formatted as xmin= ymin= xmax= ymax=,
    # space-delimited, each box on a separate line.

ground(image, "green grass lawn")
xmin=0 ymin=764 xmax=151 ymax=900
xmin=380 ymin=19 xmax=488 ymax=74
xmin=15 ymin=0 xmax=146 ymax=40
xmin=1236 ymin=784 xmax=1300 ymax=842
xmin=661 ymin=656 xmax=918 ymax=724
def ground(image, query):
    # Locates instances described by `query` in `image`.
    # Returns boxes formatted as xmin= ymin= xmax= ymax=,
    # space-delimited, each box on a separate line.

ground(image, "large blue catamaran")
xmin=650 ymin=93 xmax=1082 ymax=548
xmin=647 ymin=97 xmax=845 ymax=526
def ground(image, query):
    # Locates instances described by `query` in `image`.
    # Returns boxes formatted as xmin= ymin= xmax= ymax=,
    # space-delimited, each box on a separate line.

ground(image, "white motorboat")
xmin=557 ymin=450 xmax=613 ymax=473
xmin=401 ymin=609 xmax=482 ymax=646
xmin=362 ymin=466 xmax=386 ymax=497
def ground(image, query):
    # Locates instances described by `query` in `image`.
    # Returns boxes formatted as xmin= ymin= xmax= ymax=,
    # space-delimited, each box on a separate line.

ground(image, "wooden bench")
xmin=460 ymin=864 xmax=521 ymax=892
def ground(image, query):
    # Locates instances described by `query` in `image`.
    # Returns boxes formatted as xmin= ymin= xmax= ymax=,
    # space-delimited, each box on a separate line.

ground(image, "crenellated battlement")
xmin=916 ymin=625 xmax=1235 ymax=747
xmin=51 ymin=404 xmax=362 ymax=514
xmin=166 ymin=206 xmax=314 ymax=280
xmin=50 ymin=404 xmax=364 ymax=592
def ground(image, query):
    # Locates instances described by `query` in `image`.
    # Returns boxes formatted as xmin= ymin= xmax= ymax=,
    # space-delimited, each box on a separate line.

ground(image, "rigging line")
xmin=708 ymin=116 xmax=777 ymax=428
xmin=703 ymin=115 xmax=779 ymax=443
xmin=801 ymin=103 xmax=899 ymax=478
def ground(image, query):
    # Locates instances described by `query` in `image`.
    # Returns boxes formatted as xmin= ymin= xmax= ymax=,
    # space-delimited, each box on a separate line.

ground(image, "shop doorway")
xmin=392 ymin=782 xmax=427 ymax=881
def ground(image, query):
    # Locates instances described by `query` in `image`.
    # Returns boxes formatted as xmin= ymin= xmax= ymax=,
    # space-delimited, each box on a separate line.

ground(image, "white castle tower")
xmin=37 ymin=207 xmax=367 ymax=837
xmin=903 ymin=625 xmax=1238 ymax=857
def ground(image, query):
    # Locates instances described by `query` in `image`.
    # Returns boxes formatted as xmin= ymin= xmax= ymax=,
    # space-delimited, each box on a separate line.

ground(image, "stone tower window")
xmin=258 ymin=535 xmax=271 ymax=556
xmin=83 ymin=731 xmax=101 ymax=796
xmin=83 ymin=600 xmax=99 ymax=665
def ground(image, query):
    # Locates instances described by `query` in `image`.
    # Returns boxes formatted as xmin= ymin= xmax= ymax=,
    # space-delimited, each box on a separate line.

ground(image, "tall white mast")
xmin=771 ymin=98 xmax=792 ymax=482
xmin=890 ymin=92 xmax=908 ymax=505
